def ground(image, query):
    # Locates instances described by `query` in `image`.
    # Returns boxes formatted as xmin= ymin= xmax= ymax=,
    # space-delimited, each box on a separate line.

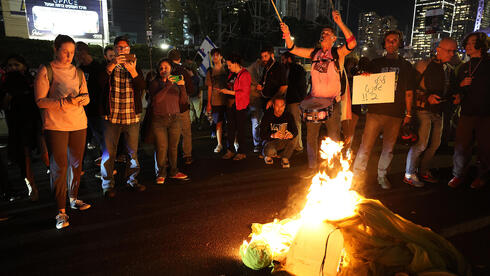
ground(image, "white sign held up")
xmin=352 ymin=72 xmax=396 ymax=105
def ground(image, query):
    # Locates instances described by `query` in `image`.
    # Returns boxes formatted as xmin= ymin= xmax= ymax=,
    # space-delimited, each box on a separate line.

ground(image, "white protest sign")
xmin=352 ymin=72 xmax=396 ymax=104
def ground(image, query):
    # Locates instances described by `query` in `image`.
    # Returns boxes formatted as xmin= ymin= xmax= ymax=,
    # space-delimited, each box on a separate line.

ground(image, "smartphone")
xmin=169 ymin=75 xmax=183 ymax=83
xmin=121 ymin=54 xmax=136 ymax=62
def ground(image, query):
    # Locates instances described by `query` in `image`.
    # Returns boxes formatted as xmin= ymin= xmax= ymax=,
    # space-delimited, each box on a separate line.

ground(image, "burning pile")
xmin=240 ymin=138 xmax=470 ymax=276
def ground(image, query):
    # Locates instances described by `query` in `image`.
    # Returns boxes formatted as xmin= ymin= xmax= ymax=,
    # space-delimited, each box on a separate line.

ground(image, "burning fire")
xmin=240 ymin=138 xmax=363 ymax=268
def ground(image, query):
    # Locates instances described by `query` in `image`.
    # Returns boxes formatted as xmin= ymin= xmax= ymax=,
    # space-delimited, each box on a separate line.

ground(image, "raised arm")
xmin=280 ymin=23 xmax=314 ymax=59
xmin=332 ymin=10 xmax=356 ymax=57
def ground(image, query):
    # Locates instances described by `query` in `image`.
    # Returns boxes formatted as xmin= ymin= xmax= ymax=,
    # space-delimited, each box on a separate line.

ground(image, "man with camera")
xmin=404 ymin=38 xmax=458 ymax=187
xmin=99 ymin=36 xmax=147 ymax=198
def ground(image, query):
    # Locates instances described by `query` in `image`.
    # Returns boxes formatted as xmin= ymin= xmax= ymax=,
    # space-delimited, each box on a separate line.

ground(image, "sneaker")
xmin=94 ymin=156 xmax=102 ymax=166
xmin=403 ymin=173 xmax=425 ymax=188
xmin=70 ymin=199 xmax=91 ymax=210
xmin=222 ymin=150 xmax=235 ymax=160
xmin=281 ymin=158 xmax=290 ymax=169
xmin=214 ymin=144 xmax=223 ymax=153
xmin=448 ymin=176 xmax=463 ymax=188
xmin=156 ymin=177 xmax=165 ymax=185
xmin=377 ymin=176 xmax=392 ymax=190
xmin=234 ymin=142 xmax=239 ymax=152
xmin=55 ymin=213 xmax=69 ymax=229
xmin=87 ymin=143 xmax=96 ymax=150
xmin=470 ymin=178 xmax=486 ymax=189
xmin=233 ymin=153 xmax=246 ymax=161
xmin=420 ymin=171 xmax=438 ymax=183
xmin=300 ymin=168 xmax=317 ymax=179
xmin=184 ymin=156 xmax=193 ymax=165
xmin=128 ymin=183 xmax=146 ymax=192
xmin=264 ymin=156 xmax=273 ymax=165
xmin=170 ymin=172 xmax=189 ymax=180
xmin=253 ymin=146 xmax=261 ymax=153
xmin=95 ymin=169 xmax=117 ymax=179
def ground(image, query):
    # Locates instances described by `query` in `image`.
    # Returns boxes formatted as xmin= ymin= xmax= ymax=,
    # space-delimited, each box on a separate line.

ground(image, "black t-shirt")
xmin=259 ymin=109 xmax=298 ymax=141
xmin=79 ymin=60 xmax=105 ymax=116
xmin=260 ymin=60 xmax=287 ymax=99
xmin=367 ymin=56 xmax=415 ymax=118
xmin=457 ymin=57 xmax=490 ymax=116
xmin=285 ymin=63 xmax=307 ymax=104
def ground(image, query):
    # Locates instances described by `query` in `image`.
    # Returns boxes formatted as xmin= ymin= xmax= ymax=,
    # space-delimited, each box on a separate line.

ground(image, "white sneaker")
xmin=214 ymin=144 xmax=223 ymax=153
xmin=70 ymin=199 xmax=91 ymax=210
xmin=55 ymin=213 xmax=69 ymax=229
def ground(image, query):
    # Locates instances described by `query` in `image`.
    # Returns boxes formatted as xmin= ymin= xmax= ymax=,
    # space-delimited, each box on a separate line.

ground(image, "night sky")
xmin=114 ymin=0 xmax=416 ymax=42
xmin=346 ymin=0 xmax=415 ymax=34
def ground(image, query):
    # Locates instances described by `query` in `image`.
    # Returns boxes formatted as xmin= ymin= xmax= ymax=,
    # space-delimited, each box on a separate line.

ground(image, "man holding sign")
xmin=352 ymin=30 xmax=415 ymax=190
xmin=280 ymin=10 xmax=356 ymax=178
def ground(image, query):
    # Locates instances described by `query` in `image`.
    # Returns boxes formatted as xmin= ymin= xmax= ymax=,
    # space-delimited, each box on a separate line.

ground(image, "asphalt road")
xmin=1 ymin=118 xmax=489 ymax=276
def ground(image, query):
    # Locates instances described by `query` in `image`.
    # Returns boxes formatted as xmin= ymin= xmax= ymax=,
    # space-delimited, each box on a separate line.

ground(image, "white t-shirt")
xmin=310 ymin=49 xmax=341 ymax=99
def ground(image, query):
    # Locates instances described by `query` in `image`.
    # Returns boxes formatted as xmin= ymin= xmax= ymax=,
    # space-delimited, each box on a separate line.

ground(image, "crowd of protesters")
xmin=0 ymin=9 xmax=488 ymax=228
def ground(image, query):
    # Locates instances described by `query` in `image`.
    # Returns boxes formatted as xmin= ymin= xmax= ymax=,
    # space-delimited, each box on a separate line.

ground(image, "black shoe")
xmin=128 ymin=183 xmax=146 ymax=192
xmin=103 ymin=188 xmax=116 ymax=198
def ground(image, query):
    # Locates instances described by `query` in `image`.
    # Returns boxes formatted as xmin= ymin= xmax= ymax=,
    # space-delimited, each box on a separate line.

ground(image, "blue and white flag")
xmin=197 ymin=36 xmax=217 ymax=77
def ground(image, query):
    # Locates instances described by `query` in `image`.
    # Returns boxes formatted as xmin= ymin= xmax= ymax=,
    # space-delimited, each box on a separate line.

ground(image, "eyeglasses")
xmin=439 ymin=47 xmax=457 ymax=54
xmin=116 ymin=46 xmax=130 ymax=51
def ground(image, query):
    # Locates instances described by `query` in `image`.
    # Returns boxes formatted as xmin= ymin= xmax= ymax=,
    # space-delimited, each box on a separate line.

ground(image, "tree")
xmin=163 ymin=0 xmax=184 ymax=47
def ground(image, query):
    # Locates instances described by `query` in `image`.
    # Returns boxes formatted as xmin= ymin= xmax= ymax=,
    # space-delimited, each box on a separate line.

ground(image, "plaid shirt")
xmin=105 ymin=65 xmax=140 ymax=124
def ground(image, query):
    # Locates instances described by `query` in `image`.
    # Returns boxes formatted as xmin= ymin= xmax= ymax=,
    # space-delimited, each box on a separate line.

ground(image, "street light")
xmin=160 ymin=42 xmax=170 ymax=50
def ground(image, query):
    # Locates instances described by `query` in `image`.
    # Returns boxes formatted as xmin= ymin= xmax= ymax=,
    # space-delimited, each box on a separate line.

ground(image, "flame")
xmin=240 ymin=138 xmax=364 ymax=261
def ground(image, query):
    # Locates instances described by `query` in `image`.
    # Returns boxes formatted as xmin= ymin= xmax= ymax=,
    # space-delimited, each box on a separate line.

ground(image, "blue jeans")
xmin=87 ymin=115 xmax=105 ymax=150
xmin=306 ymin=102 xmax=341 ymax=169
xmin=152 ymin=114 xmax=181 ymax=178
xmin=406 ymin=110 xmax=442 ymax=174
xmin=353 ymin=113 xmax=402 ymax=177
xmin=101 ymin=121 xmax=140 ymax=189
xmin=262 ymin=139 xmax=295 ymax=159
xmin=249 ymin=96 xmax=264 ymax=147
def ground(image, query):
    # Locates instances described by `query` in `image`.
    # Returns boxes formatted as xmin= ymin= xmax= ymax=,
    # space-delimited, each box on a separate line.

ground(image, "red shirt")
xmin=232 ymin=68 xmax=251 ymax=110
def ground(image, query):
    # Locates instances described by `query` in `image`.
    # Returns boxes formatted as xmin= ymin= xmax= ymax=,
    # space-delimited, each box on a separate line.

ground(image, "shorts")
xmin=212 ymin=105 xmax=226 ymax=124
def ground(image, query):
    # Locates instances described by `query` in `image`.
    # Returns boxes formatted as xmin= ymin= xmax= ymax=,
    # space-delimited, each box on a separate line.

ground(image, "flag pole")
xmin=269 ymin=0 xmax=283 ymax=23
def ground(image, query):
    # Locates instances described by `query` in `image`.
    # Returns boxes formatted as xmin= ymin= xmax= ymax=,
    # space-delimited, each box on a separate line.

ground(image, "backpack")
xmin=45 ymin=63 xmax=84 ymax=90
xmin=310 ymin=46 xmax=347 ymax=96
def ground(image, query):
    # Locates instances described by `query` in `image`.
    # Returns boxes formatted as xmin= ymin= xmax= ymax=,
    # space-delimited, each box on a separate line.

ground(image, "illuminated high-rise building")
xmin=452 ymin=0 xmax=479 ymax=44
xmin=357 ymin=12 xmax=398 ymax=56
xmin=410 ymin=0 xmax=456 ymax=60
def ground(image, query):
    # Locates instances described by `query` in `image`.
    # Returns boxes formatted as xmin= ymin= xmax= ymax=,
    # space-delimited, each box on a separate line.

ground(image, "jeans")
xmin=152 ymin=114 xmax=181 ymax=178
xmin=306 ymin=102 xmax=341 ymax=169
xmin=189 ymin=92 xmax=202 ymax=123
xmin=45 ymin=129 xmax=86 ymax=209
xmin=101 ymin=121 xmax=140 ymax=189
xmin=226 ymin=107 xmax=249 ymax=153
xmin=453 ymin=115 xmax=490 ymax=180
xmin=87 ymin=115 xmax=105 ymax=150
xmin=406 ymin=110 xmax=442 ymax=174
xmin=262 ymin=139 xmax=295 ymax=159
xmin=353 ymin=113 xmax=402 ymax=177
xmin=287 ymin=102 xmax=303 ymax=151
xmin=249 ymin=96 xmax=264 ymax=147
xmin=178 ymin=110 xmax=192 ymax=158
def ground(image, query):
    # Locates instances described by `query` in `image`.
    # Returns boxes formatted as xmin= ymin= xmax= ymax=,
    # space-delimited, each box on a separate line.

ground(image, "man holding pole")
xmin=280 ymin=10 xmax=356 ymax=178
